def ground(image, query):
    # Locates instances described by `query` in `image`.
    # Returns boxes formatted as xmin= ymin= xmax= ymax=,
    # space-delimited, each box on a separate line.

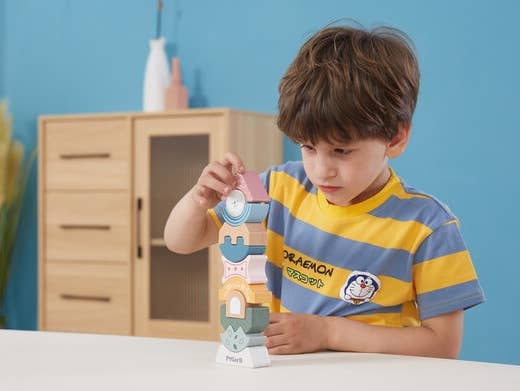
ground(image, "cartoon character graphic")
xmin=340 ymin=271 xmax=381 ymax=305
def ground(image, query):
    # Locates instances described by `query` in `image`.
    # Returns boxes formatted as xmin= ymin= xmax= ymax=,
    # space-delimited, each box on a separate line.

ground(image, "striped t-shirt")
xmin=211 ymin=161 xmax=485 ymax=327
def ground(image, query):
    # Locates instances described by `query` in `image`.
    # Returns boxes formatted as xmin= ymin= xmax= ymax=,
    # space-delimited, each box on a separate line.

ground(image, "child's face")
xmin=300 ymin=138 xmax=390 ymax=207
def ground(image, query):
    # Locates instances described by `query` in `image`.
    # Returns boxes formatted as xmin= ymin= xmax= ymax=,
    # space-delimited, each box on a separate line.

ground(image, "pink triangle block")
xmin=236 ymin=171 xmax=269 ymax=203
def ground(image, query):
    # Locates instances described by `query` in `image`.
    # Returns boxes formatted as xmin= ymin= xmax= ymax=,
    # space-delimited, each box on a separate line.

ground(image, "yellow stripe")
xmin=270 ymin=171 xmax=432 ymax=253
xmin=208 ymin=209 xmax=222 ymax=229
xmin=278 ymin=304 xmax=418 ymax=327
xmin=266 ymin=230 xmax=414 ymax=306
xmin=346 ymin=313 xmax=403 ymax=327
xmin=265 ymin=229 xmax=285 ymax=268
xmin=413 ymin=251 xmax=478 ymax=294
xmin=392 ymin=185 xmax=432 ymax=200
xmin=269 ymin=297 xmax=281 ymax=312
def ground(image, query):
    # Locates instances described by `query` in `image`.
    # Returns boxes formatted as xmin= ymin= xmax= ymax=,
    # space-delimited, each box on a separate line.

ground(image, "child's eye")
xmin=300 ymin=144 xmax=315 ymax=151
xmin=334 ymin=148 xmax=352 ymax=155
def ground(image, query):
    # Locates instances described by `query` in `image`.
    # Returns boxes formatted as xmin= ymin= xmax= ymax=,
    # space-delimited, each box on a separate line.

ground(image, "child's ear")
xmin=386 ymin=124 xmax=411 ymax=158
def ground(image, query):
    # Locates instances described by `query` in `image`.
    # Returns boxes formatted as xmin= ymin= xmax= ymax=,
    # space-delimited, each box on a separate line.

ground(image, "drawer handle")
xmin=60 ymin=224 xmax=111 ymax=230
xmin=60 ymin=294 xmax=111 ymax=303
xmin=59 ymin=153 xmax=111 ymax=159
xmin=137 ymin=198 xmax=142 ymax=258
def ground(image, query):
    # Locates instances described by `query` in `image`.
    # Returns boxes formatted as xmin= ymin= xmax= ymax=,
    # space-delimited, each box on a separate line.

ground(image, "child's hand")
xmin=191 ymin=152 xmax=245 ymax=210
xmin=263 ymin=312 xmax=328 ymax=354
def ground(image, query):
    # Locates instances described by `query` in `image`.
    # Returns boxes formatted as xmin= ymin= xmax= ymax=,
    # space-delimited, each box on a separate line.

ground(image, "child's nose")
xmin=315 ymin=156 xmax=336 ymax=179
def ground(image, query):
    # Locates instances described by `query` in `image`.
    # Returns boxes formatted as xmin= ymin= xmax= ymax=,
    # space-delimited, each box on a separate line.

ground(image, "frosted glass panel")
xmin=150 ymin=247 xmax=209 ymax=321
xmin=149 ymin=135 xmax=209 ymax=321
xmin=150 ymin=135 xmax=209 ymax=239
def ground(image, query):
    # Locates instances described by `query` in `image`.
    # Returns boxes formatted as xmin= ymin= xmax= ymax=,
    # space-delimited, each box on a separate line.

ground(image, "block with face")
xmin=221 ymin=254 xmax=268 ymax=284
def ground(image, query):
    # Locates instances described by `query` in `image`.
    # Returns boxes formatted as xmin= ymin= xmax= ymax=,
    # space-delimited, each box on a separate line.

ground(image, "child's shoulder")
xmin=384 ymin=174 xmax=459 ymax=231
xmin=261 ymin=161 xmax=311 ymax=189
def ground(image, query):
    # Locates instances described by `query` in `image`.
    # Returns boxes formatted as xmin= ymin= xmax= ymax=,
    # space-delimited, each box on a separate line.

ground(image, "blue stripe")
xmin=369 ymin=194 xmax=454 ymax=230
xmin=267 ymin=199 xmax=413 ymax=282
xmin=417 ymin=279 xmax=485 ymax=320
xmin=265 ymin=261 xmax=282 ymax=299
xmin=413 ymin=222 xmax=468 ymax=264
xmin=401 ymin=183 xmax=458 ymax=220
xmin=269 ymin=161 xmax=316 ymax=194
xmin=279 ymin=275 xmax=402 ymax=316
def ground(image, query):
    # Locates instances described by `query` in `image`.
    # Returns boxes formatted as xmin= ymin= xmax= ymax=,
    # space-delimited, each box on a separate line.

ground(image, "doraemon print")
xmin=340 ymin=271 xmax=381 ymax=305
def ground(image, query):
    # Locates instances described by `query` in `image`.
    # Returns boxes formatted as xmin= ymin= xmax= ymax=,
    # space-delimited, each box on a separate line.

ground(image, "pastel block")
xmin=222 ymin=255 xmax=267 ymax=284
xmin=222 ymin=202 xmax=269 ymax=227
xmin=220 ymin=326 xmax=266 ymax=352
xmin=236 ymin=171 xmax=270 ymax=203
xmin=219 ymin=222 xmax=267 ymax=262
xmin=216 ymin=344 xmax=270 ymax=368
xmin=219 ymin=304 xmax=269 ymax=334
xmin=219 ymin=237 xmax=265 ymax=262
xmin=218 ymin=223 xmax=266 ymax=246
xmin=225 ymin=290 xmax=246 ymax=319
xmin=219 ymin=277 xmax=272 ymax=304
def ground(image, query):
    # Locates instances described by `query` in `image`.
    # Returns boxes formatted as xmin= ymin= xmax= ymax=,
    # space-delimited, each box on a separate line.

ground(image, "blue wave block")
xmin=223 ymin=202 xmax=269 ymax=227
xmin=219 ymin=236 xmax=266 ymax=263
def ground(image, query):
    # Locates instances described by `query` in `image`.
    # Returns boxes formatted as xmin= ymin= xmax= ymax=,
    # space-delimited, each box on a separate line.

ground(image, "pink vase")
xmin=165 ymin=57 xmax=189 ymax=110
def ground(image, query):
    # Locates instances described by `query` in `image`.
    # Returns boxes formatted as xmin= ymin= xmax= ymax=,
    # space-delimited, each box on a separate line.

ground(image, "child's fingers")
xmin=192 ymin=185 xmax=212 ymax=206
xmin=222 ymin=152 xmax=245 ymax=175
xmin=198 ymin=171 xmax=232 ymax=196
xmin=263 ymin=320 xmax=285 ymax=337
xmin=205 ymin=161 xmax=237 ymax=188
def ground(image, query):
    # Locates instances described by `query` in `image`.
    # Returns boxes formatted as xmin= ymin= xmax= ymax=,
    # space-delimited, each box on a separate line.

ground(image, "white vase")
xmin=143 ymin=37 xmax=170 ymax=112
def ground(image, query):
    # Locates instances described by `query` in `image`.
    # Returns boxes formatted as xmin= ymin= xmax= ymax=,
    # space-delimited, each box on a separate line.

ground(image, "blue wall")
xmin=0 ymin=0 xmax=5 ymax=95
xmin=2 ymin=0 xmax=519 ymax=365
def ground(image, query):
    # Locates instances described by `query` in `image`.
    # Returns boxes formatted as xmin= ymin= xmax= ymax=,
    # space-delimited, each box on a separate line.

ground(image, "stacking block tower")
xmin=216 ymin=172 xmax=272 ymax=368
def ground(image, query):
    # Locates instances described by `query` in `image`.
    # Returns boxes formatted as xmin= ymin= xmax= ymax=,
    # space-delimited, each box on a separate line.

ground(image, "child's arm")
xmin=163 ymin=152 xmax=245 ymax=254
xmin=264 ymin=310 xmax=463 ymax=359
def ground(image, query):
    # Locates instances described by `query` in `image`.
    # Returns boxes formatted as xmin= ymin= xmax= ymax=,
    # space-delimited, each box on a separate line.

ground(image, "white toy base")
xmin=216 ymin=344 xmax=270 ymax=368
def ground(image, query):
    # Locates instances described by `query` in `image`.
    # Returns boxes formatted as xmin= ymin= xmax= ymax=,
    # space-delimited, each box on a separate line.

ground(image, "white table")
xmin=1 ymin=329 xmax=519 ymax=390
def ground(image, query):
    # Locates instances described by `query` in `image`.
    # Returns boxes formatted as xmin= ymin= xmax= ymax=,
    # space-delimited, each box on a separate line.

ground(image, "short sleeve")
xmin=413 ymin=220 xmax=485 ymax=320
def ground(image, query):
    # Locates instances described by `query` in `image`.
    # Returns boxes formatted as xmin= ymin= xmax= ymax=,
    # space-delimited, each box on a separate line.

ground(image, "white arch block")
xmin=221 ymin=255 xmax=268 ymax=284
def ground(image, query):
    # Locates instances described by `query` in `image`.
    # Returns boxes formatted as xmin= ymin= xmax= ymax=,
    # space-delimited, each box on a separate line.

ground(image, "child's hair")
xmin=277 ymin=24 xmax=420 ymax=144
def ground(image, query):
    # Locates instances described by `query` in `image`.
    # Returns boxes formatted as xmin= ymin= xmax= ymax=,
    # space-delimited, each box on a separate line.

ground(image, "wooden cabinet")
xmin=38 ymin=109 xmax=282 ymax=340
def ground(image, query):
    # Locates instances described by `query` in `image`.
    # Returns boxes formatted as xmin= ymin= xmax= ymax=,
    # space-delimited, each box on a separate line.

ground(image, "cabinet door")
xmin=133 ymin=115 xmax=224 ymax=340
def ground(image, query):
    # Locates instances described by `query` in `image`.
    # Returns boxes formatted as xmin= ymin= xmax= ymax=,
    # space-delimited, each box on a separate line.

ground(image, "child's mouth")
xmin=318 ymin=185 xmax=341 ymax=193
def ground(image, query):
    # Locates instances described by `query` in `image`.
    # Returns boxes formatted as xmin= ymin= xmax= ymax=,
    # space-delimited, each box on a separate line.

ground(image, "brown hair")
xmin=277 ymin=24 xmax=420 ymax=144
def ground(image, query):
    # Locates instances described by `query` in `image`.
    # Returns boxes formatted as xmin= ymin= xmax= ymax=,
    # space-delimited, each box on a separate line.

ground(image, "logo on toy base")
xmin=339 ymin=271 xmax=380 ymax=305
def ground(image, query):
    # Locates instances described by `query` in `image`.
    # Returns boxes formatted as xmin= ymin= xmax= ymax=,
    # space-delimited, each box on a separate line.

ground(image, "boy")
xmin=164 ymin=25 xmax=485 ymax=359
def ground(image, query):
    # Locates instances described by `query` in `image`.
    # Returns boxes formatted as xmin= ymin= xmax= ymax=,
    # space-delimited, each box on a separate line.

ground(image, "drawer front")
xmin=45 ymin=192 xmax=131 ymax=262
xmin=44 ymin=261 xmax=131 ymax=334
xmin=44 ymin=119 xmax=130 ymax=190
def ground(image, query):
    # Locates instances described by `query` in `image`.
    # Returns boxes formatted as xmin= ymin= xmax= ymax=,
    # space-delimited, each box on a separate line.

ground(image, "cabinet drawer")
xmin=44 ymin=261 xmax=131 ymax=334
xmin=44 ymin=119 xmax=130 ymax=190
xmin=45 ymin=192 xmax=130 ymax=262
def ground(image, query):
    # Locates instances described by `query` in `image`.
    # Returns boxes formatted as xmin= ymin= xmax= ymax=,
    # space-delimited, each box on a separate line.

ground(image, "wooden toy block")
xmin=221 ymin=255 xmax=267 ymax=284
xmin=219 ymin=277 xmax=272 ymax=304
xmin=219 ymin=304 xmax=269 ymax=334
xmin=219 ymin=222 xmax=267 ymax=246
xmin=219 ymin=237 xmax=265 ymax=263
xmin=220 ymin=326 xmax=267 ymax=352
xmin=226 ymin=290 xmax=246 ymax=319
xmin=235 ymin=171 xmax=270 ymax=203
xmin=216 ymin=344 xmax=270 ymax=368
xmin=222 ymin=197 xmax=269 ymax=227
xmin=219 ymin=222 xmax=267 ymax=262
